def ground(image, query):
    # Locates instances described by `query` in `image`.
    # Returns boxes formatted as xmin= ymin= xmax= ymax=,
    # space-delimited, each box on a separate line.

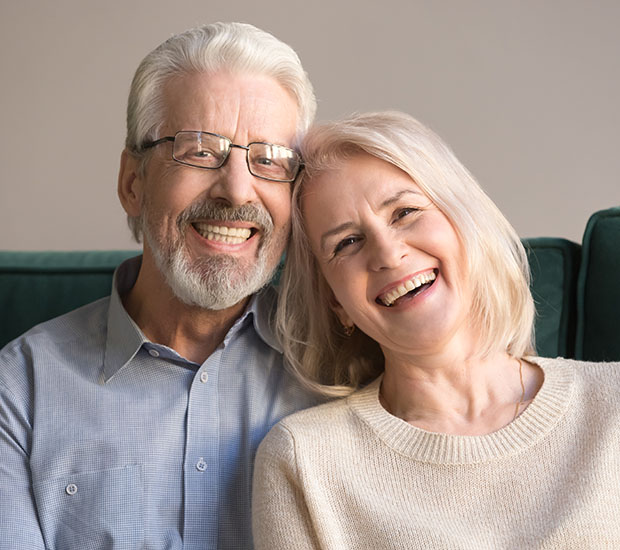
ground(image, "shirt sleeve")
xmin=252 ymin=422 xmax=320 ymax=550
xmin=0 ymin=348 xmax=46 ymax=549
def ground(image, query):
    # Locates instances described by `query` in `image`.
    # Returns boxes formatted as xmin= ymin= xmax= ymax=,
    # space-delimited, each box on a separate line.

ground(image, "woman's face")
xmin=302 ymin=153 xmax=473 ymax=358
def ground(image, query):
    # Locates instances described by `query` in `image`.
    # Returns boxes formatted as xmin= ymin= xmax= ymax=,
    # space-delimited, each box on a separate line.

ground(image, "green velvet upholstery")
xmin=575 ymin=207 xmax=620 ymax=361
xmin=0 ymin=209 xmax=618 ymax=359
xmin=0 ymin=250 xmax=138 ymax=348
xmin=523 ymin=238 xmax=581 ymax=358
xmin=0 ymin=245 xmax=586 ymax=355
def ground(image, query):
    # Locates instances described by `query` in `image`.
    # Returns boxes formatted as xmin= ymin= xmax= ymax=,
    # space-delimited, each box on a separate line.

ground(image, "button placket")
xmin=184 ymin=351 xmax=220 ymax=544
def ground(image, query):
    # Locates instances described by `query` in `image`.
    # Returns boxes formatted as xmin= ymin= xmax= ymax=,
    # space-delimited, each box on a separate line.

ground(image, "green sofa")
xmin=1 ymin=207 xmax=619 ymax=360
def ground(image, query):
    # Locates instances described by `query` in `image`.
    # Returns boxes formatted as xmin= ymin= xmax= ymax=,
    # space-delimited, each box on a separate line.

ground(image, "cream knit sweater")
xmin=252 ymin=357 xmax=620 ymax=549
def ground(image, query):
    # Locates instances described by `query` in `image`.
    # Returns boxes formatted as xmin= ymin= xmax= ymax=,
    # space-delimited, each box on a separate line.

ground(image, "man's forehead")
xmin=160 ymin=71 xmax=299 ymax=144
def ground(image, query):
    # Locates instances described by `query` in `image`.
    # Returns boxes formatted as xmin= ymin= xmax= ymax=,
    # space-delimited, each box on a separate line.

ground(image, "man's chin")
xmin=164 ymin=253 xmax=276 ymax=311
xmin=144 ymin=222 xmax=284 ymax=311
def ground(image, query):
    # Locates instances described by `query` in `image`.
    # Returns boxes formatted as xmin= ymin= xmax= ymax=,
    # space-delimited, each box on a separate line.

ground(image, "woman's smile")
xmin=376 ymin=268 xmax=438 ymax=307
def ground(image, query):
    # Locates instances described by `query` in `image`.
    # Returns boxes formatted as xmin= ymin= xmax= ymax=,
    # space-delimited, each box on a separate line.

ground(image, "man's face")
xmin=135 ymin=71 xmax=298 ymax=310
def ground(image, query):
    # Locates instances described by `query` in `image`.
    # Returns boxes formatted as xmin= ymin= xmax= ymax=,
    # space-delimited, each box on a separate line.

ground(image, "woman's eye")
xmin=333 ymin=236 xmax=360 ymax=255
xmin=394 ymin=207 xmax=418 ymax=221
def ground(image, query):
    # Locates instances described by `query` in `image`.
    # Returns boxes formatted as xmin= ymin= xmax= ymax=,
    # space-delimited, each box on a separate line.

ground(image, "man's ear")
xmin=118 ymin=149 xmax=144 ymax=217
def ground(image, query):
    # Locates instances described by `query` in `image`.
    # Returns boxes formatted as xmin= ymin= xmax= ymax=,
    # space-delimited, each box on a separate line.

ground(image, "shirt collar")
xmin=240 ymin=284 xmax=282 ymax=353
xmin=103 ymin=255 xmax=149 ymax=381
xmin=102 ymin=256 xmax=282 ymax=381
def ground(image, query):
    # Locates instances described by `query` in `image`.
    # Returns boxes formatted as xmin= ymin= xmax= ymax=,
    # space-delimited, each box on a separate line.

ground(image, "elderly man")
xmin=0 ymin=23 xmax=318 ymax=549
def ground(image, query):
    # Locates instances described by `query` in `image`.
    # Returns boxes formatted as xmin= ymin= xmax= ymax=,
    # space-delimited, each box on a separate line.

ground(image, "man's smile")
xmin=192 ymin=222 xmax=255 ymax=245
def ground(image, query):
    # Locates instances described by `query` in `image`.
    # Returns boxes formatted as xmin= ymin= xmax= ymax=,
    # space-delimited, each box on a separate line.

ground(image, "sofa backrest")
xmin=0 ymin=208 xmax=618 ymax=359
xmin=0 ymin=243 xmax=583 ymax=355
xmin=523 ymin=238 xmax=581 ymax=358
xmin=575 ymin=207 xmax=620 ymax=361
xmin=0 ymin=250 xmax=138 ymax=348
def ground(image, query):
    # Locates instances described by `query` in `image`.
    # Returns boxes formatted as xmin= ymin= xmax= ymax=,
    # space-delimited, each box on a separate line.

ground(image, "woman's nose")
xmin=368 ymin=231 xmax=407 ymax=271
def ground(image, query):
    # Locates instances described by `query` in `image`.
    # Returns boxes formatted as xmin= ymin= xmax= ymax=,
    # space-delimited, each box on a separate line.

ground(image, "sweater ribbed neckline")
xmin=348 ymin=357 xmax=575 ymax=464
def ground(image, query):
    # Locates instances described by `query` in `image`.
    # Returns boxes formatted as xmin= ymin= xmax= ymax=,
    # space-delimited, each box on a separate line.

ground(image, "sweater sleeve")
xmin=252 ymin=422 xmax=320 ymax=550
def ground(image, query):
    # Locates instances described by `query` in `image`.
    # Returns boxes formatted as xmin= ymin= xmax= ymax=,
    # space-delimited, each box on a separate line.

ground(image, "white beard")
xmin=142 ymin=199 xmax=286 ymax=310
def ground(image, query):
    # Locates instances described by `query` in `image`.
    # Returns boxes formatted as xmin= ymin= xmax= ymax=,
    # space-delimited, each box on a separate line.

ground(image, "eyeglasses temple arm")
xmin=142 ymin=136 xmax=176 ymax=149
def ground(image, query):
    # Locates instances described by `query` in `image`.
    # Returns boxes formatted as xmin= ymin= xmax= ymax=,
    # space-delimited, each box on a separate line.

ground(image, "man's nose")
xmin=207 ymin=148 xmax=258 ymax=206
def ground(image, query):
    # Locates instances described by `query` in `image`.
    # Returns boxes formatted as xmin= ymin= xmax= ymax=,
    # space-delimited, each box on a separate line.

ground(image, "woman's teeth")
xmin=193 ymin=222 xmax=252 ymax=245
xmin=380 ymin=270 xmax=437 ymax=306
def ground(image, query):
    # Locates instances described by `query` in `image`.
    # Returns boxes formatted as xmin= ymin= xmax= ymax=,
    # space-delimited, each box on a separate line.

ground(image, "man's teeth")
xmin=193 ymin=223 xmax=252 ymax=245
xmin=381 ymin=271 xmax=437 ymax=306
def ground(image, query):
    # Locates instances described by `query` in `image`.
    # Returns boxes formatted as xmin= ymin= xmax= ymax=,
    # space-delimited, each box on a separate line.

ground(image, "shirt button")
xmin=196 ymin=458 xmax=207 ymax=472
xmin=200 ymin=371 xmax=209 ymax=383
xmin=65 ymin=483 xmax=78 ymax=495
xmin=148 ymin=349 xmax=160 ymax=358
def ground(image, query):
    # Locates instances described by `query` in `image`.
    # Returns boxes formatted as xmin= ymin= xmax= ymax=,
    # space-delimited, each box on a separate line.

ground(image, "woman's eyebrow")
xmin=380 ymin=189 xmax=422 ymax=209
xmin=320 ymin=222 xmax=355 ymax=252
xmin=318 ymin=189 xmax=423 ymax=252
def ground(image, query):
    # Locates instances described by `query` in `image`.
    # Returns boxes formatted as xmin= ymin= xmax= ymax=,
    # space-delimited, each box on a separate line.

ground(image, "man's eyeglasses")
xmin=142 ymin=130 xmax=303 ymax=183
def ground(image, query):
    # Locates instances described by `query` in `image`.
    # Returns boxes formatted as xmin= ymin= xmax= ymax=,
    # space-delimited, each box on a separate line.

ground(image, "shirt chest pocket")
xmin=33 ymin=464 xmax=144 ymax=550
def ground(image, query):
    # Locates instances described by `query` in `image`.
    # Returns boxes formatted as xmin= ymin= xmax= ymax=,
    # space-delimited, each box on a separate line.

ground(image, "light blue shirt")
xmin=0 ymin=256 xmax=318 ymax=549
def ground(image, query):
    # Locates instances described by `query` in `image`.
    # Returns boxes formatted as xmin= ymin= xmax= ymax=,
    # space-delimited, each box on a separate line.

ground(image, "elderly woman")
xmin=251 ymin=112 xmax=620 ymax=549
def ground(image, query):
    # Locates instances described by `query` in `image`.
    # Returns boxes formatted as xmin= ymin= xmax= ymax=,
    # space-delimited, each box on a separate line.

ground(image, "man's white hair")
xmin=124 ymin=22 xmax=316 ymax=242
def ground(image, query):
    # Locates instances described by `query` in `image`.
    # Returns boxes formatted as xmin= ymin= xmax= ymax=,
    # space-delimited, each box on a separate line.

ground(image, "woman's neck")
xmin=379 ymin=349 xmax=544 ymax=436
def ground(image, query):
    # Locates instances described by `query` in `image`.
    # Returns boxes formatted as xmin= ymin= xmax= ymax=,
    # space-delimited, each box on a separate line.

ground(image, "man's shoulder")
xmin=0 ymin=296 xmax=110 ymax=377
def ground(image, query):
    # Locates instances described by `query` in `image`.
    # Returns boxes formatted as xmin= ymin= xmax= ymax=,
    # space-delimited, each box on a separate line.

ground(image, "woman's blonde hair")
xmin=276 ymin=111 xmax=536 ymax=397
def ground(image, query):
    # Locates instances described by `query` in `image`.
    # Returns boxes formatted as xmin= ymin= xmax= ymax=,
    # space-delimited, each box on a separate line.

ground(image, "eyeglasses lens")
xmin=171 ymin=131 xmax=300 ymax=182
xmin=248 ymin=143 xmax=298 ymax=181
xmin=172 ymin=132 xmax=229 ymax=169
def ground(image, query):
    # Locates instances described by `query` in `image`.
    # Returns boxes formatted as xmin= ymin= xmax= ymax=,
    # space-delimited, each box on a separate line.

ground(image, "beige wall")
xmin=1 ymin=0 xmax=618 ymax=250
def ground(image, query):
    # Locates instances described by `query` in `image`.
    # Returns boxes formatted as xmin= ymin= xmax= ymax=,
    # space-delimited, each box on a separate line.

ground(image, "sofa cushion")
xmin=575 ymin=207 xmax=620 ymax=361
xmin=0 ymin=251 xmax=138 ymax=348
xmin=523 ymin=238 xmax=581 ymax=358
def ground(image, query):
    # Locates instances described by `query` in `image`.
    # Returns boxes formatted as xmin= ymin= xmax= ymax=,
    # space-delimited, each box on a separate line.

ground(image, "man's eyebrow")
xmin=320 ymin=222 xmax=355 ymax=252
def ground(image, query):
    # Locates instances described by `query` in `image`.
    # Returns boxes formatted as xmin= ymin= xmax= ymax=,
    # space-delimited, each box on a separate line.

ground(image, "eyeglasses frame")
xmin=142 ymin=130 xmax=304 ymax=183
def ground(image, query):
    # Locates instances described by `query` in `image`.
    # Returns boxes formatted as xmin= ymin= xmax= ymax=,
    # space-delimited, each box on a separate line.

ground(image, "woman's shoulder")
xmin=258 ymin=382 xmax=380 ymax=456
xmin=277 ymin=394 xmax=355 ymax=433
xmin=255 ymin=397 xmax=350 ymax=464
xmin=529 ymin=356 xmax=620 ymax=406
xmin=529 ymin=355 xmax=620 ymax=377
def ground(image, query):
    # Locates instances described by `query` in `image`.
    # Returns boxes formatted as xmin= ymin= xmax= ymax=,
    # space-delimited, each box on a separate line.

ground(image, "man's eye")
xmin=194 ymin=150 xmax=215 ymax=158
xmin=255 ymin=157 xmax=273 ymax=166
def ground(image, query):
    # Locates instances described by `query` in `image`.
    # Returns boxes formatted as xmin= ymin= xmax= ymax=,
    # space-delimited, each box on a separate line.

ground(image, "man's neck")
xmin=122 ymin=259 xmax=250 ymax=364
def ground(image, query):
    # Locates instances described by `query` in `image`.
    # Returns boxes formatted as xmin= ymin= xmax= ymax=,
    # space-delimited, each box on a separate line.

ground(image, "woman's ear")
xmin=118 ymin=149 xmax=144 ymax=217
xmin=329 ymin=292 xmax=355 ymax=332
